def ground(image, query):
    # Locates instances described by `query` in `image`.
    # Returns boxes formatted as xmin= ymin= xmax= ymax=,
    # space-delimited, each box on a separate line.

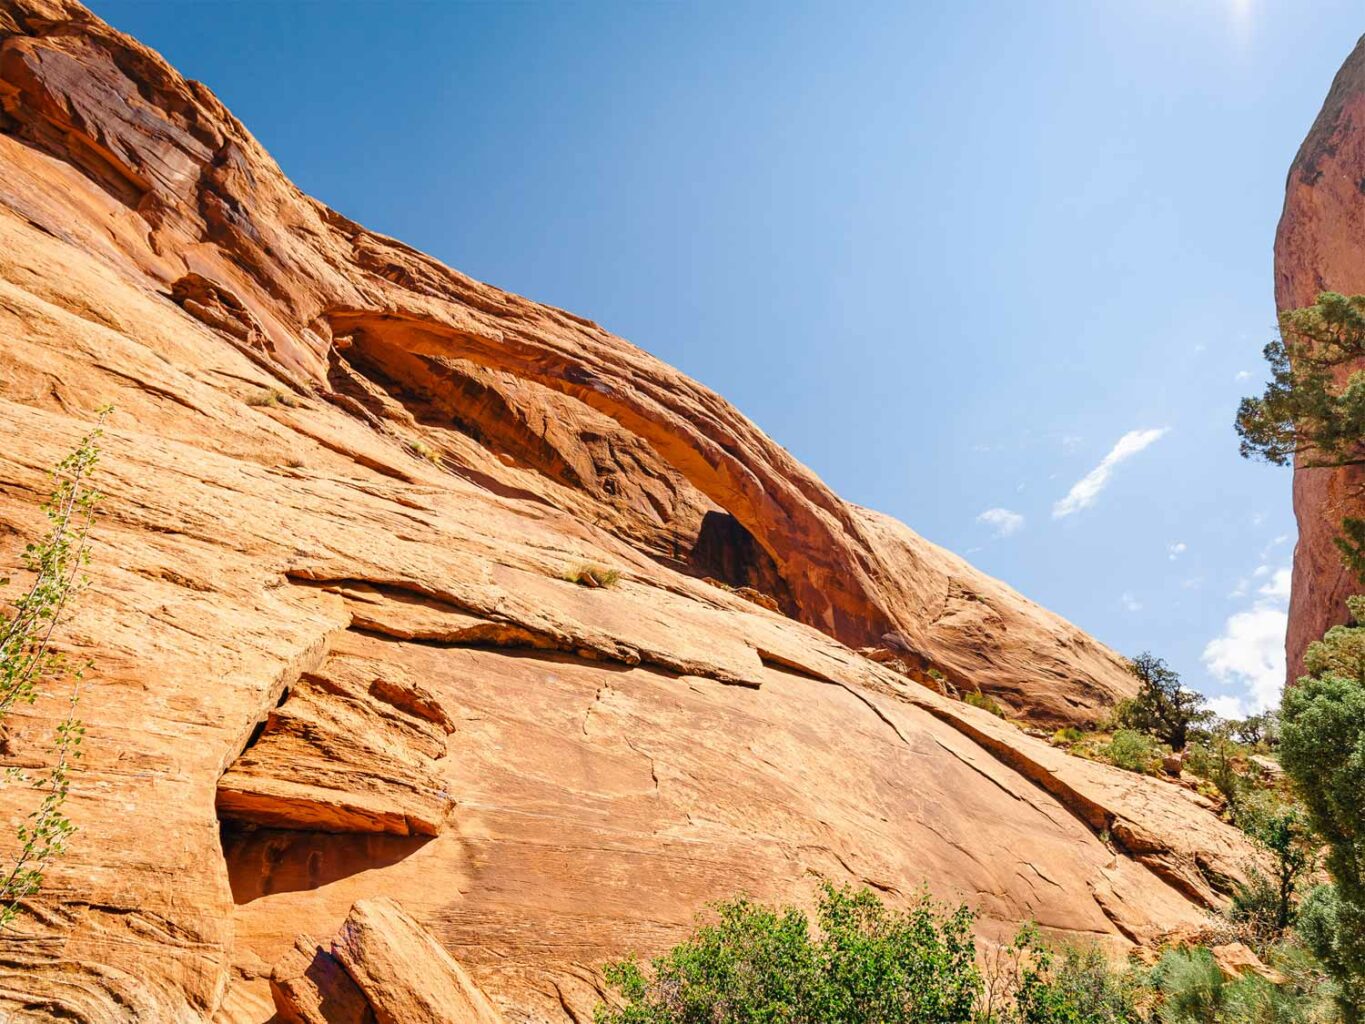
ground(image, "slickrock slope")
xmin=0 ymin=3 xmax=1256 ymax=1021
xmin=1276 ymin=33 xmax=1365 ymax=676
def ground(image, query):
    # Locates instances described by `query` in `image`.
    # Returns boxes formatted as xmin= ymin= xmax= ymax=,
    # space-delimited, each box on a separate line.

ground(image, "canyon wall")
xmin=0 ymin=2 xmax=1257 ymax=1021
xmin=1276 ymin=34 xmax=1365 ymax=676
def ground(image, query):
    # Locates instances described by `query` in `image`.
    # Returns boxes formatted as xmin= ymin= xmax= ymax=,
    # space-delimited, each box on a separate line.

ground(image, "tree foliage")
xmin=1280 ymin=598 xmax=1365 ymax=1020
xmin=1119 ymin=653 xmax=1212 ymax=751
xmin=1237 ymin=292 xmax=1365 ymax=582
xmin=595 ymin=885 xmax=1147 ymax=1024
xmin=0 ymin=414 xmax=106 ymax=929
xmin=595 ymin=883 xmax=981 ymax=1024
xmin=1237 ymin=292 xmax=1365 ymax=470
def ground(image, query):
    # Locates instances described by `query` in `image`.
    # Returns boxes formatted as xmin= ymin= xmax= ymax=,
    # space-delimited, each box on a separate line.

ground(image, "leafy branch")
xmin=0 ymin=407 xmax=108 ymax=929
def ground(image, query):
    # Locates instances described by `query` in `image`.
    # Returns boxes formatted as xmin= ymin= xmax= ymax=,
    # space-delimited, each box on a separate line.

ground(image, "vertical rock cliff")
xmin=1275 ymin=34 xmax=1365 ymax=678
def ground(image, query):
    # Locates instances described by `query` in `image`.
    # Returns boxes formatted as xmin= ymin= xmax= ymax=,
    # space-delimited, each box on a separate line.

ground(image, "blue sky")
xmin=89 ymin=0 xmax=1364 ymax=717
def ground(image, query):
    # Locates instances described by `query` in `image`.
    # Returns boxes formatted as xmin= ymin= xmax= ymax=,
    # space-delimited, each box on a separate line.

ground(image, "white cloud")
xmin=1052 ymin=428 xmax=1169 ymax=518
xmin=1235 ymin=370 xmax=1252 ymax=381
xmin=1202 ymin=605 xmax=1287 ymax=715
xmin=1168 ymin=542 xmax=1187 ymax=561
xmin=1203 ymin=562 xmax=1291 ymax=717
xmin=1121 ymin=592 xmax=1143 ymax=612
xmin=1207 ymin=694 xmax=1249 ymax=719
xmin=1258 ymin=568 xmax=1291 ymax=601
xmin=977 ymin=507 xmax=1024 ymax=538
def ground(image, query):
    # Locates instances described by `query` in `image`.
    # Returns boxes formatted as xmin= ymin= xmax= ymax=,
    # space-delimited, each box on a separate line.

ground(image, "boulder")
xmin=330 ymin=899 xmax=505 ymax=1024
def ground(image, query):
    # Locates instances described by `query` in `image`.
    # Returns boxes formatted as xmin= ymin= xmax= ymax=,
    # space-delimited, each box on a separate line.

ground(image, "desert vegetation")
xmin=564 ymin=564 xmax=623 ymax=588
xmin=594 ymin=881 xmax=1342 ymax=1024
xmin=0 ymin=413 xmax=106 ymax=929
xmin=1238 ymin=292 xmax=1365 ymax=583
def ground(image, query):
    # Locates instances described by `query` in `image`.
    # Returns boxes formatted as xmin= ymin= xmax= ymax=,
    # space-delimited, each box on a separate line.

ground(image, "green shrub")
xmin=965 ymin=689 xmax=1006 ymax=717
xmin=1151 ymin=947 xmax=1227 ymax=1024
xmin=1280 ymin=599 xmax=1365 ymax=1019
xmin=1052 ymin=727 xmax=1085 ymax=747
xmin=1185 ymin=730 xmax=1248 ymax=812
xmin=1011 ymin=928 xmax=1144 ymax=1024
xmin=1107 ymin=729 xmax=1162 ymax=774
xmin=410 ymin=439 xmax=442 ymax=464
xmin=594 ymin=883 xmax=981 ymax=1024
xmin=1233 ymin=867 xmax=1294 ymax=952
xmin=0 ymin=412 xmax=106 ymax=929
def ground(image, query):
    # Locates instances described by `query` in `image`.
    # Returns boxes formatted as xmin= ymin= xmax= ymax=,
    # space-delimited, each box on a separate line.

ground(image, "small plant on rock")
xmin=965 ymin=688 xmax=1007 ymax=717
xmin=245 ymin=388 xmax=304 ymax=409
xmin=410 ymin=439 xmax=442 ymax=465
xmin=565 ymin=564 xmax=622 ymax=589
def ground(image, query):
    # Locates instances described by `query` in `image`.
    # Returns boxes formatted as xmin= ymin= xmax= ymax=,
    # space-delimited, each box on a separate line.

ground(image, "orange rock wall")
xmin=0 ymin=3 xmax=1260 ymax=1021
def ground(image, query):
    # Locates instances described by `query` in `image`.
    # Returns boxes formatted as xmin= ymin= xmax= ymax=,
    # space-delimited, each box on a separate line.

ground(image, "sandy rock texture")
xmin=1275 ymin=33 xmax=1365 ymax=676
xmin=0 ymin=2 xmax=1258 ymax=1021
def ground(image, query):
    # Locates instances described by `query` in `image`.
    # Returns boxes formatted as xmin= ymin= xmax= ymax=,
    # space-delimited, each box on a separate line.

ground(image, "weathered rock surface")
xmin=1276 ymin=33 xmax=1365 ymax=676
xmin=330 ymin=898 xmax=506 ymax=1024
xmin=0 ymin=2 xmax=1261 ymax=1021
xmin=216 ymin=657 xmax=457 ymax=838
xmin=271 ymin=936 xmax=375 ymax=1024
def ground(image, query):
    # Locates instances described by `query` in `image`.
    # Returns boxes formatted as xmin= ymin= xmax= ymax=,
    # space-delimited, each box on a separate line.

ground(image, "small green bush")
xmin=965 ymin=689 xmax=1006 ymax=717
xmin=1151 ymin=947 xmax=1227 ymax=1024
xmin=1107 ymin=729 xmax=1162 ymax=774
xmin=410 ymin=439 xmax=442 ymax=464
xmin=1011 ymin=928 xmax=1144 ymax=1024
xmin=1052 ymin=727 xmax=1085 ymax=747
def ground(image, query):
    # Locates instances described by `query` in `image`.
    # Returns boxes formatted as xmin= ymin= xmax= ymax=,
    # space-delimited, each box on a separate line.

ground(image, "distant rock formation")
xmin=0 ymin=2 xmax=1257 ymax=1020
xmin=1276 ymin=33 xmax=1365 ymax=679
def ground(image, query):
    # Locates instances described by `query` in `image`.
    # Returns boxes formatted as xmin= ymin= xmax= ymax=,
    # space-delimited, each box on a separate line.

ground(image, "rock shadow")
xmin=220 ymin=823 xmax=431 ymax=905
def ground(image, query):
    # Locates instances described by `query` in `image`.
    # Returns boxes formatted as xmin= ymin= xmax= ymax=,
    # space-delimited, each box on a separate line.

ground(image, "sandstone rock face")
xmin=1276 ymin=34 xmax=1365 ymax=676
xmin=0 ymin=3 xmax=1260 ymax=1021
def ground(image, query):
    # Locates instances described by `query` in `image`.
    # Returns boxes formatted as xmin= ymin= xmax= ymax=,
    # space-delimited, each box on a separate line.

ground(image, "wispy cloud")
xmin=977 ymin=507 xmax=1024 ymax=538
xmin=1168 ymin=542 xmax=1187 ymax=561
xmin=1120 ymin=592 xmax=1143 ymax=612
xmin=1052 ymin=428 xmax=1169 ymax=518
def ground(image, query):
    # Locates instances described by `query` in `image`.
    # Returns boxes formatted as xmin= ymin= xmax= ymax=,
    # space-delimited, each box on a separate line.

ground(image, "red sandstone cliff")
xmin=1276 ymin=34 xmax=1365 ymax=678
xmin=0 ymin=3 xmax=1257 ymax=1021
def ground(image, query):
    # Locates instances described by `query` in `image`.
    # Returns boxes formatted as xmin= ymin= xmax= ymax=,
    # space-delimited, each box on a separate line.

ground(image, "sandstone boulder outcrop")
xmin=0 ymin=3 xmax=1262 ymax=1021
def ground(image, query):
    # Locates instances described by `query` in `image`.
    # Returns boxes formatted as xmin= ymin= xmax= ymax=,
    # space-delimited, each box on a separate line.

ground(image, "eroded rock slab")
xmin=217 ymin=656 xmax=456 ymax=837
xmin=330 ymin=899 xmax=505 ymax=1024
